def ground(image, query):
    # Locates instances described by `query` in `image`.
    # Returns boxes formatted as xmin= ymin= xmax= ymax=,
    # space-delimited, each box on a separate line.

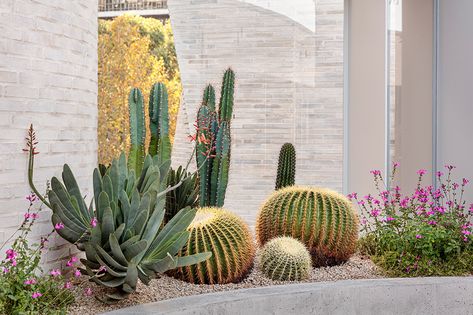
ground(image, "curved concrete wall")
xmin=106 ymin=277 xmax=473 ymax=315
xmin=169 ymin=0 xmax=344 ymax=227
xmin=0 ymin=1 xmax=98 ymax=264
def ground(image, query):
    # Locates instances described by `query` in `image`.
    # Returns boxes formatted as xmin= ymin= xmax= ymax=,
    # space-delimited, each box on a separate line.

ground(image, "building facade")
xmin=0 ymin=1 xmax=98 ymax=265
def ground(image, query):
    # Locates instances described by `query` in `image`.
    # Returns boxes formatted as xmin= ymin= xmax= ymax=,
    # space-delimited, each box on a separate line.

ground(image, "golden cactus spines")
xmin=172 ymin=207 xmax=255 ymax=284
xmin=259 ymin=236 xmax=311 ymax=281
xmin=256 ymin=186 xmax=359 ymax=266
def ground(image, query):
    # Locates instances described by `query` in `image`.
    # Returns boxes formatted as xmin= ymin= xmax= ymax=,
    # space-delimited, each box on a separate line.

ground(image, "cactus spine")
xmin=171 ymin=207 xmax=255 ymax=284
xmin=128 ymin=88 xmax=146 ymax=175
xmin=256 ymin=186 xmax=359 ymax=266
xmin=275 ymin=143 xmax=296 ymax=190
xmin=259 ymin=237 xmax=311 ymax=281
xmin=196 ymin=69 xmax=235 ymax=207
xmin=149 ymin=83 xmax=172 ymax=161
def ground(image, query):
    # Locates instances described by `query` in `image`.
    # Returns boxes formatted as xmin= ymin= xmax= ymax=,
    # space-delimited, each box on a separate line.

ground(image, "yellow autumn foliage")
xmin=98 ymin=15 xmax=182 ymax=165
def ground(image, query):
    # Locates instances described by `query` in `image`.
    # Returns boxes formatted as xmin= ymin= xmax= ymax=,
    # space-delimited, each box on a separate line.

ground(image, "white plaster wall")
xmin=0 ymin=1 xmax=98 ymax=264
xmin=169 ymin=0 xmax=344 ymax=227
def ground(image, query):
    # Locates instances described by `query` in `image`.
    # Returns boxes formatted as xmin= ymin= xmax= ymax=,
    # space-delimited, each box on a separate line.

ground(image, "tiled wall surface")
xmin=0 ymin=0 xmax=98 ymax=266
xmin=169 ymin=0 xmax=344 ymax=228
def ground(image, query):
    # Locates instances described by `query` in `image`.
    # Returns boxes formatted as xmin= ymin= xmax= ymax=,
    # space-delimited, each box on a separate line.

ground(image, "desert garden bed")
xmin=68 ymin=254 xmax=381 ymax=315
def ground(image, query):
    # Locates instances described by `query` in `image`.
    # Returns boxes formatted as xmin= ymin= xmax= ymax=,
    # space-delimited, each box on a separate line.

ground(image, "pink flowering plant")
xmin=352 ymin=163 xmax=473 ymax=276
xmin=0 ymin=193 xmax=74 ymax=314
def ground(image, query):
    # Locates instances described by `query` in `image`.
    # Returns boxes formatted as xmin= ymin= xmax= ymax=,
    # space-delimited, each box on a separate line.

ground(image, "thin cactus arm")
xmin=203 ymin=84 xmax=216 ymax=111
xmin=218 ymin=68 xmax=235 ymax=122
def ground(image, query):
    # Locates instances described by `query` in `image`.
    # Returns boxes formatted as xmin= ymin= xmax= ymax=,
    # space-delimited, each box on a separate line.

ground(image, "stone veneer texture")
xmin=169 ymin=0 xmax=344 ymax=227
xmin=0 ymin=0 xmax=98 ymax=265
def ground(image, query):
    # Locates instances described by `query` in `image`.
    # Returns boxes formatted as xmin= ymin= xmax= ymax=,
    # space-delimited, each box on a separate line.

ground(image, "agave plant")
xmin=27 ymin=132 xmax=211 ymax=301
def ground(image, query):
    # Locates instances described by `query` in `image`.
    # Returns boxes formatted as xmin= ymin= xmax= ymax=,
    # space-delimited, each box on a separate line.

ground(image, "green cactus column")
xmin=148 ymin=82 xmax=172 ymax=162
xmin=196 ymin=103 xmax=213 ymax=207
xmin=218 ymin=68 xmax=235 ymax=123
xmin=275 ymin=143 xmax=296 ymax=190
xmin=128 ymin=88 xmax=146 ymax=175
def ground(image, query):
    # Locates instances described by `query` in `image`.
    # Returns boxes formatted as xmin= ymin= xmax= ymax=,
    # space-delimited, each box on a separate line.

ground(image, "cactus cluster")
xmin=171 ymin=207 xmax=255 ymax=284
xmin=31 ymin=153 xmax=211 ymax=301
xmin=256 ymin=186 xmax=359 ymax=266
xmin=259 ymin=237 xmax=311 ymax=281
xmin=128 ymin=83 xmax=172 ymax=174
xmin=275 ymin=143 xmax=296 ymax=190
xmin=196 ymin=69 xmax=235 ymax=207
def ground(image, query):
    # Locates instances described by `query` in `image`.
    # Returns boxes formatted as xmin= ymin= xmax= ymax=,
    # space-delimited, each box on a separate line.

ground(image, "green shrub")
xmin=352 ymin=164 xmax=473 ymax=276
xmin=0 ymin=193 xmax=74 ymax=315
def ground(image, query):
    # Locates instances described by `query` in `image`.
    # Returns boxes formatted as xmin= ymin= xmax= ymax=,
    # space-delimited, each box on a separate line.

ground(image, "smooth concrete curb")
xmin=104 ymin=277 xmax=473 ymax=315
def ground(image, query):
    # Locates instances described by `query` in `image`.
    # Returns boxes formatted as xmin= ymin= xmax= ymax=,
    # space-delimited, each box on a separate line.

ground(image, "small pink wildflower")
xmin=2 ymin=267 xmax=9 ymax=274
xmin=50 ymin=269 xmax=61 ymax=277
xmin=24 ymin=278 xmax=37 ymax=285
xmin=416 ymin=234 xmax=423 ymax=239
xmin=74 ymin=269 xmax=81 ymax=278
xmin=98 ymin=265 xmax=107 ymax=272
xmin=84 ymin=287 xmax=93 ymax=296
xmin=386 ymin=217 xmax=395 ymax=222
xmin=393 ymin=162 xmax=400 ymax=168
xmin=370 ymin=170 xmax=381 ymax=176
xmin=31 ymin=213 xmax=39 ymax=219
xmin=31 ymin=292 xmax=42 ymax=299
xmin=436 ymin=171 xmax=444 ymax=177
xmin=24 ymin=213 xmax=31 ymax=220
xmin=417 ymin=169 xmax=427 ymax=176
xmin=55 ymin=222 xmax=65 ymax=230
xmin=90 ymin=217 xmax=98 ymax=228
xmin=463 ymin=178 xmax=470 ymax=185
xmin=64 ymin=282 xmax=73 ymax=289
xmin=428 ymin=220 xmax=437 ymax=226
xmin=445 ymin=164 xmax=456 ymax=170
xmin=26 ymin=194 xmax=38 ymax=202
xmin=370 ymin=209 xmax=381 ymax=217
xmin=66 ymin=256 xmax=78 ymax=267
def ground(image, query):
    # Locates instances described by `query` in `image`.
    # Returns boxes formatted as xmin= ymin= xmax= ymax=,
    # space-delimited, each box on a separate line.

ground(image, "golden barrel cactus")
xmin=171 ymin=207 xmax=255 ymax=284
xmin=259 ymin=236 xmax=311 ymax=281
xmin=256 ymin=186 xmax=359 ymax=266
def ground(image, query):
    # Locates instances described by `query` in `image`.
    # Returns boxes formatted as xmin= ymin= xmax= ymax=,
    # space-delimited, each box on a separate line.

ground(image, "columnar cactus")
xmin=148 ymin=83 xmax=172 ymax=161
xmin=128 ymin=83 xmax=172 ymax=174
xmin=196 ymin=68 xmax=235 ymax=207
xmin=127 ymin=88 xmax=146 ymax=175
xmin=259 ymin=237 xmax=311 ymax=281
xmin=275 ymin=143 xmax=296 ymax=190
xmin=256 ymin=186 xmax=359 ymax=266
xmin=171 ymin=207 xmax=255 ymax=284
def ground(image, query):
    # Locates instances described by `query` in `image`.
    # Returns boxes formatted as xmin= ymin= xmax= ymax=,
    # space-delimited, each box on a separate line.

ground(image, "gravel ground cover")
xmin=68 ymin=255 xmax=382 ymax=315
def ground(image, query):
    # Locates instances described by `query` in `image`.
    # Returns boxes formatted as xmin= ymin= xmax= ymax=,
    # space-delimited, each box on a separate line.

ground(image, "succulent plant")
xmin=128 ymin=83 xmax=172 ymax=174
xmin=148 ymin=82 xmax=172 ymax=162
xmin=196 ymin=68 xmax=235 ymax=207
xmin=127 ymin=88 xmax=146 ymax=175
xmin=275 ymin=143 xmax=296 ymax=190
xmin=28 ymin=151 xmax=211 ymax=301
xmin=165 ymin=166 xmax=199 ymax=222
xmin=256 ymin=186 xmax=359 ymax=266
xmin=258 ymin=237 xmax=311 ymax=281
xmin=170 ymin=207 xmax=255 ymax=284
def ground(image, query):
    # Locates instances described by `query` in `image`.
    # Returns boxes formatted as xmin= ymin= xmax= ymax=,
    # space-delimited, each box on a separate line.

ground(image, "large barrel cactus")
xmin=171 ymin=207 xmax=255 ymax=284
xmin=275 ymin=143 xmax=296 ymax=190
xmin=259 ymin=237 xmax=311 ymax=281
xmin=256 ymin=186 xmax=359 ymax=266
xmin=196 ymin=68 xmax=235 ymax=207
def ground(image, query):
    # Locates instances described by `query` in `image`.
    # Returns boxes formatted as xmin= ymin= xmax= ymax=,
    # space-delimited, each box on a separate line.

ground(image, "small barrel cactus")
xmin=275 ymin=143 xmax=296 ymax=190
xmin=256 ymin=186 xmax=359 ymax=266
xmin=171 ymin=207 xmax=255 ymax=284
xmin=259 ymin=237 xmax=311 ymax=281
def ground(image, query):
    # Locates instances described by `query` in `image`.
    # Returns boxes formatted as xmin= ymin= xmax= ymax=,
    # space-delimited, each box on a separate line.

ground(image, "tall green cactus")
xmin=196 ymin=69 xmax=235 ymax=207
xmin=275 ymin=143 xmax=296 ymax=190
xmin=148 ymin=83 xmax=172 ymax=162
xmin=128 ymin=88 xmax=146 ymax=175
xmin=128 ymin=83 xmax=172 ymax=174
